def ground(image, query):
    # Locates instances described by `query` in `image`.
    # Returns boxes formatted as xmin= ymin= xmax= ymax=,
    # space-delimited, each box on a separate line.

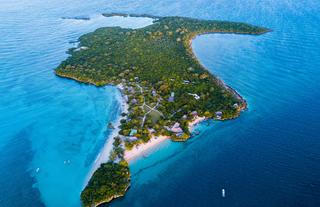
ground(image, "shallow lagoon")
xmin=0 ymin=6 xmax=153 ymax=206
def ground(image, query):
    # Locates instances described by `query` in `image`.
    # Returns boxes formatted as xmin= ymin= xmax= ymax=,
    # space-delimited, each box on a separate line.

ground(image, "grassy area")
xmin=148 ymin=110 xmax=162 ymax=124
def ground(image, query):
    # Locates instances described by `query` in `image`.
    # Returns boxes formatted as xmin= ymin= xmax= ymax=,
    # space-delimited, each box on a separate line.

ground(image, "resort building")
xmin=152 ymin=90 xmax=157 ymax=97
xmin=131 ymin=98 xmax=138 ymax=104
xmin=168 ymin=92 xmax=175 ymax=102
xmin=170 ymin=122 xmax=183 ymax=133
xmin=215 ymin=111 xmax=223 ymax=119
xmin=191 ymin=111 xmax=198 ymax=117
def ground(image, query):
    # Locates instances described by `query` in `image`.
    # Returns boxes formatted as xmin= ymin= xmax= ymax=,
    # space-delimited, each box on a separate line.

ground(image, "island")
xmin=55 ymin=14 xmax=269 ymax=206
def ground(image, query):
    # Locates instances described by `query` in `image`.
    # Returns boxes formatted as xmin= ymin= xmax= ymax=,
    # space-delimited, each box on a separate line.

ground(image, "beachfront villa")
xmin=168 ymin=92 xmax=175 ymax=102
xmin=170 ymin=122 xmax=183 ymax=133
xmin=126 ymin=136 xmax=138 ymax=142
xmin=127 ymin=86 xmax=135 ymax=93
xmin=215 ymin=111 xmax=223 ymax=119
xmin=191 ymin=111 xmax=198 ymax=117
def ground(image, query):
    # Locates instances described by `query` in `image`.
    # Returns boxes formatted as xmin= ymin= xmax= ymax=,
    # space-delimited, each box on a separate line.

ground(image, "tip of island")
xmin=55 ymin=13 xmax=269 ymax=207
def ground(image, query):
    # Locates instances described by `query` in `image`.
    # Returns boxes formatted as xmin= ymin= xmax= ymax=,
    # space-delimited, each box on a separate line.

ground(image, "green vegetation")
xmin=56 ymin=14 xmax=268 ymax=206
xmin=109 ymin=136 xmax=124 ymax=161
xmin=81 ymin=161 xmax=130 ymax=207
xmin=81 ymin=136 xmax=129 ymax=207
xmin=56 ymin=15 xmax=268 ymax=145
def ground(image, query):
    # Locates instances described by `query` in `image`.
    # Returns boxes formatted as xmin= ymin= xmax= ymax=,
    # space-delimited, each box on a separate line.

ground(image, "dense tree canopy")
xmin=56 ymin=15 xmax=267 ymax=146
xmin=81 ymin=161 xmax=130 ymax=207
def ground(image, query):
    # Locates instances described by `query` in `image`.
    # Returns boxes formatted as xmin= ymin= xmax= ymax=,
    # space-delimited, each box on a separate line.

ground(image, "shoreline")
xmin=124 ymin=115 xmax=207 ymax=163
xmin=56 ymin=73 xmax=228 ymax=169
xmin=78 ymin=79 xmax=245 ymax=186
xmin=189 ymin=35 xmax=248 ymax=112
xmin=124 ymin=135 xmax=170 ymax=162
xmin=84 ymin=84 xmax=129 ymax=186
xmin=188 ymin=116 xmax=206 ymax=132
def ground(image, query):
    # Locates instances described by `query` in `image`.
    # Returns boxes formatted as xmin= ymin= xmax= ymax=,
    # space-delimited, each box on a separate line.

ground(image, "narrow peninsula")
xmin=55 ymin=14 xmax=269 ymax=207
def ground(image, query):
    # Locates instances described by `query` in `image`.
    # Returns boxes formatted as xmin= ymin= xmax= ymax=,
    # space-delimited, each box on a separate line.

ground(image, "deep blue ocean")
xmin=0 ymin=0 xmax=319 ymax=206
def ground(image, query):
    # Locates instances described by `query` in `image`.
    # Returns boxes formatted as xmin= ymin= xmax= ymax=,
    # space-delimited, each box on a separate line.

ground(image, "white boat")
xmin=222 ymin=189 xmax=226 ymax=198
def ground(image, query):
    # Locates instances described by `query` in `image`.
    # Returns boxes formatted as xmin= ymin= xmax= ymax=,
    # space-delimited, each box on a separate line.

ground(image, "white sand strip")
xmin=84 ymin=85 xmax=128 ymax=186
xmin=124 ymin=135 xmax=169 ymax=162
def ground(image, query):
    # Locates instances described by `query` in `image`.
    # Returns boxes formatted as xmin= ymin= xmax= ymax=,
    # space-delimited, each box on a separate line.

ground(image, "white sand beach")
xmin=84 ymin=85 xmax=129 ymax=185
xmin=124 ymin=116 xmax=206 ymax=162
xmin=86 ymin=85 xmax=207 ymax=181
xmin=188 ymin=116 xmax=206 ymax=132
xmin=124 ymin=135 xmax=169 ymax=162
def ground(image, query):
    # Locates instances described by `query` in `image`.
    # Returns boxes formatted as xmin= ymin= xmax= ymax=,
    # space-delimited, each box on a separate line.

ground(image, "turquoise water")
xmin=0 ymin=1 xmax=153 ymax=206
xmin=1 ymin=0 xmax=320 ymax=206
